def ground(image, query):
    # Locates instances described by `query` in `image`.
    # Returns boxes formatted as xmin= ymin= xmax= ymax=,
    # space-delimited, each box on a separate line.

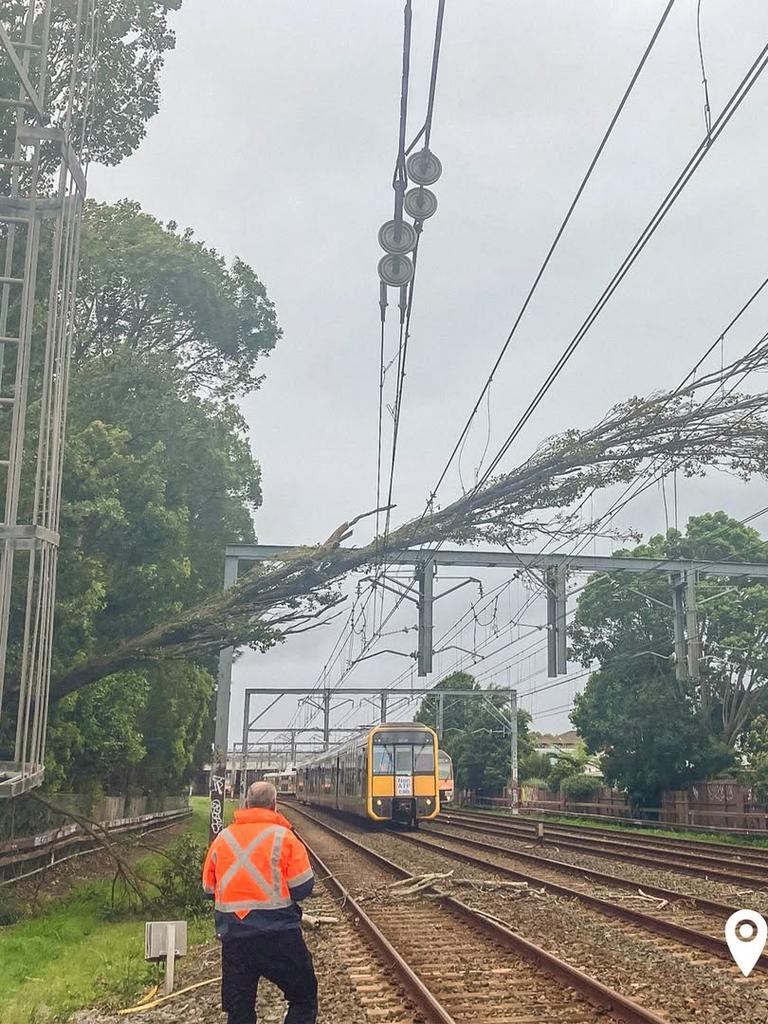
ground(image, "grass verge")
xmin=0 ymin=796 xmax=232 ymax=1023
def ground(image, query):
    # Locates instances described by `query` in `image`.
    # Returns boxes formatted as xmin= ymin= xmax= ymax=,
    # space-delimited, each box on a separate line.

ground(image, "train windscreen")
xmin=372 ymin=733 xmax=435 ymax=775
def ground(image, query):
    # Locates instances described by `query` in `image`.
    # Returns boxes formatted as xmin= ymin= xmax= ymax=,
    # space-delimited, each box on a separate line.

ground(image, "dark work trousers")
xmin=221 ymin=928 xmax=318 ymax=1024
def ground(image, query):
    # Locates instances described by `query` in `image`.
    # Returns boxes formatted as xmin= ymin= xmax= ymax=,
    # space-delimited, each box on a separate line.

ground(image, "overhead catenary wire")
xmin=481 ymin=38 xmax=768 ymax=484
xmin=358 ymin=1 xmax=682 ymax=673
xmin=308 ymin=14 xmax=768 ymax=735
xmin=427 ymin=0 xmax=678 ymax=504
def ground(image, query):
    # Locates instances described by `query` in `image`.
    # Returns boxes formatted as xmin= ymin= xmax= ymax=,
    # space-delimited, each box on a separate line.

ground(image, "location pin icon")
xmin=725 ymin=909 xmax=768 ymax=977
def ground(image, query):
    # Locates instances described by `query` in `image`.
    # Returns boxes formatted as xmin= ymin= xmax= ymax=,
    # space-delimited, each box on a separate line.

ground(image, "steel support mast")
xmin=0 ymin=1 xmax=96 ymax=796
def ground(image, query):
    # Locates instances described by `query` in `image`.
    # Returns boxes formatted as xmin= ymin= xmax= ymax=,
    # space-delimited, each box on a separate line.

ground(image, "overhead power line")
xmin=481 ymin=37 xmax=768 ymax=483
xmin=428 ymin=0 xmax=678 ymax=503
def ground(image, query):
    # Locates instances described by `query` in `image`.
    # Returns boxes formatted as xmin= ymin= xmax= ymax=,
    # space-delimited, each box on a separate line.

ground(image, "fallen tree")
xmin=49 ymin=343 xmax=768 ymax=702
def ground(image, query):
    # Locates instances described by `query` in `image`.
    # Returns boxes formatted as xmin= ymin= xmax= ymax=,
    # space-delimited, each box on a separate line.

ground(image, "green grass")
xmin=464 ymin=805 xmax=768 ymax=849
xmin=0 ymin=796 xmax=234 ymax=1023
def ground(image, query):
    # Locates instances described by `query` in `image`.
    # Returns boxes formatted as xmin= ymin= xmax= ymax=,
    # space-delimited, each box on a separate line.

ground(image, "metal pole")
xmin=510 ymin=688 xmax=518 ymax=816
xmin=546 ymin=570 xmax=557 ymax=678
xmin=239 ymin=690 xmax=250 ymax=807
xmin=556 ymin=568 xmax=567 ymax=675
xmin=437 ymin=692 xmax=444 ymax=740
xmin=670 ymin=573 xmax=688 ymax=681
xmin=686 ymin=571 xmax=701 ymax=691
xmin=417 ymin=558 xmax=434 ymax=676
xmin=322 ymin=688 xmax=331 ymax=749
xmin=210 ymin=554 xmax=238 ymax=841
xmin=380 ymin=691 xmax=388 ymax=723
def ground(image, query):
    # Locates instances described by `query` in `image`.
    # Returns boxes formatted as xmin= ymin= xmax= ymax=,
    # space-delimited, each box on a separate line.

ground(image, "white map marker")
xmin=725 ymin=909 xmax=767 ymax=977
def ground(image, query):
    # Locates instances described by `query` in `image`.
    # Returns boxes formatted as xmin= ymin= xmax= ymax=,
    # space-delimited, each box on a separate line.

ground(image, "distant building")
xmin=534 ymin=730 xmax=603 ymax=779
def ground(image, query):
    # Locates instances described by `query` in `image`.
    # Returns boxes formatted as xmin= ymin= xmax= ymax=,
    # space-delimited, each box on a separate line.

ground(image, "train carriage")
xmin=296 ymin=722 xmax=439 ymax=826
xmin=438 ymin=749 xmax=455 ymax=804
xmin=264 ymin=768 xmax=297 ymax=797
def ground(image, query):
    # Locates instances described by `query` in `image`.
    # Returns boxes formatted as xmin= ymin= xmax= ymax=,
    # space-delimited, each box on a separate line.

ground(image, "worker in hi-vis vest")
xmin=203 ymin=780 xmax=317 ymax=1024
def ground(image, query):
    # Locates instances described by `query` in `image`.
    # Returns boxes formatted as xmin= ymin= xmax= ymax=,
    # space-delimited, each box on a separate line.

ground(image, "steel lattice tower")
xmin=0 ymin=0 xmax=96 ymax=795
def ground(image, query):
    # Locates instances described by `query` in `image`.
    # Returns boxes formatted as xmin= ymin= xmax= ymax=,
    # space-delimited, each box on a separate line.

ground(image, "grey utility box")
xmin=145 ymin=920 xmax=187 ymax=961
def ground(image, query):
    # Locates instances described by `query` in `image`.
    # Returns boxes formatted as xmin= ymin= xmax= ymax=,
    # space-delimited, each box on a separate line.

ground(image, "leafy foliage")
xmin=567 ymin=515 xmax=768 ymax=806
xmin=50 ymin=353 xmax=768 ymax=699
xmin=75 ymin=202 xmax=281 ymax=397
xmin=31 ymin=201 xmax=279 ymax=793
xmin=546 ymin=742 xmax=588 ymax=792
xmin=156 ymin=834 xmax=210 ymax=917
xmin=570 ymin=512 xmax=768 ymax=755
xmin=571 ymin=664 xmax=733 ymax=806
xmin=0 ymin=1 xmax=182 ymax=187
xmin=741 ymin=715 xmax=768 ymax=801
xmin=560 ymin=774 xmax=602 ymax=800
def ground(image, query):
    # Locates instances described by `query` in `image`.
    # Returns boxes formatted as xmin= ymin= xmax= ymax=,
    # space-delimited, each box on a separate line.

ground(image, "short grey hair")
xmin=247 ymin=781 xmax=277 ymax=809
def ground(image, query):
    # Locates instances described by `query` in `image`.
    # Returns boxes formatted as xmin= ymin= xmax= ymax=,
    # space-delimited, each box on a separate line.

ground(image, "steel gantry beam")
xmin=225 ymin=543 xmax=768 ymax=578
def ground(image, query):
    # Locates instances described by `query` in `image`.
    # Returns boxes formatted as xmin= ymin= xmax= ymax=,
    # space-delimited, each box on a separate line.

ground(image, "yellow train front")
xmin=296 ymin=722 xmax=440 ymax=827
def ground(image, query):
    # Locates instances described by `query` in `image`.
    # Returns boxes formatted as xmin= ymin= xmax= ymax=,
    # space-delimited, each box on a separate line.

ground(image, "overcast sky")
xmin=89 ymin=0 xmax=768 ymax=749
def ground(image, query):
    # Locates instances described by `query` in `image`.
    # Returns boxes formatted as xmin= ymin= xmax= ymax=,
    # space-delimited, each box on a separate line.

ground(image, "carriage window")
xmin=372 ymin=745 xmax=394 ymax=774
xmin=394 ymin=746 xmax=413 ymax=774
xmin=414 ymin=744 xmax=435 ymax=773
xmin=439 ymin=759 xmax=452 ymax=779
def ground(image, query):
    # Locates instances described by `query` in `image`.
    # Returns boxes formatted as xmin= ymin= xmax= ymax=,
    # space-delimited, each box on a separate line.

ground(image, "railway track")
xmin=287 ymin=803 xmax=671 ymax=1024
xmin=391 ymin=822 xmax=768 ymax=976
xmin=438 ymin=810 xmax=768 ymax=888
xmin=0 ymin=806 xmax=191 ymax=885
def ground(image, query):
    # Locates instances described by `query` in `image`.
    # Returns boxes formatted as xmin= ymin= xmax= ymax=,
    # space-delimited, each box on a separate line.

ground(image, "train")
xmin=296 ymin=722 xmax=440 ymax=827
xmin=438 ymin=749 xmax=454 ymax=803
xmin=264 ymin=768 xmax=297 ymax=797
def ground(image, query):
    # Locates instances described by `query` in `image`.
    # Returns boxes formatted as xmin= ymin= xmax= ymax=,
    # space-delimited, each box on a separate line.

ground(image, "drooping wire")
xmin=696 ymin=0 xmax=713 ymax=143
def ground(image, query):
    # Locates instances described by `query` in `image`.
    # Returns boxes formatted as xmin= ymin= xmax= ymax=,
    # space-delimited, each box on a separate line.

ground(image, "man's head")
xmin=246 ymin=780 xmax=277 ymax=810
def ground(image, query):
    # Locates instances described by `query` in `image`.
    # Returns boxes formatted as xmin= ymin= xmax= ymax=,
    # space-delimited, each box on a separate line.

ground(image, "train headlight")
xmin=426 ymin=799 xmax=432 ymax=806
xmin=375 ymin=799 xmax=382 ymax=807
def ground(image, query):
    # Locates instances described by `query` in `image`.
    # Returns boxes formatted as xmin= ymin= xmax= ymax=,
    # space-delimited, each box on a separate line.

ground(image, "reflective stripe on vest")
xmin=214 ymin=824 xmax=294 ymax=912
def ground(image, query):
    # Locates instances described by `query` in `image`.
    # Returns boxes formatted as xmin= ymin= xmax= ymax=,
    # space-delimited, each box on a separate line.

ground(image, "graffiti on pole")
xmin=209 ymin=766 xmax=225 ymax=841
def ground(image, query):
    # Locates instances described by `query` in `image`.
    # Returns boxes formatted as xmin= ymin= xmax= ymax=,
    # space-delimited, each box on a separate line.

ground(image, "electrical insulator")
xmin=378 ymin=219 xmax=417 ymax=254
xmin=404 ymin=186 xmax=438 ymax=220
xmin=406 ymin=148 xmax=442 ymax=185
xmin=378 ymin=253 xmax=414 ymax=287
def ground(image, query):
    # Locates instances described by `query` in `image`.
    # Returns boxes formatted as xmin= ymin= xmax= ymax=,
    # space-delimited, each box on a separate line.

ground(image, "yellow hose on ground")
xmin=116 ymin=977 xmax=221 ymax=1015
xmin=133 ymin=985 xmax=159 ymax=1006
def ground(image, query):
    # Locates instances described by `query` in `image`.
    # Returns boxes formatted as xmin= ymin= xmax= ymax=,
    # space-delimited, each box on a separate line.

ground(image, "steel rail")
xmin=288 ymin=804 xmax=671 ymax=1024
xmin=438 ymin=812 xmax=768 ymax=887
xmin=421 ymin=822 xmax=732 ymax=916
xmin=302 ymin=838 xmax=457 ymax=1024
xmin=392 ymin=827 xmax=768 ymax=974
xmin=0 ymin=807 xmax=191 ymax=885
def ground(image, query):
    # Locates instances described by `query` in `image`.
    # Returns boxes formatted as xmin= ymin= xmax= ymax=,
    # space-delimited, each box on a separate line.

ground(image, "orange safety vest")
xmin=202 ymin=808 xmax=313 ymax=918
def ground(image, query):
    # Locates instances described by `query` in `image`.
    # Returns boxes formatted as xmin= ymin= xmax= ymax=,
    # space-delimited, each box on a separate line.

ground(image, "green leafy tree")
xmin=571 ymin=664 xmax=733 ymax=806
xmin=415 ymin=672 xmax=534 ymax=795
xmin=75 ymin=201 xmax=281 ymax=397
xmin=570 ymin=512 xmax=768 ymax=751
xmin=741 ymin=714 xmax=768 ymax=801
xmin=1 ymin=1 xmax=182 ymax=186
xmin=546 ymin=741 xmax=588 ymax=792
xmin=34 ymin=201 xmax=280 ymax=793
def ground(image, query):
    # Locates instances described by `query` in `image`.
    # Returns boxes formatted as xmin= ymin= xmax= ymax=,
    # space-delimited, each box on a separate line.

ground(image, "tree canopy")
xmin=0 ymin=1 xmax=182 ymax=188
xmin=75 ymin=201 xmax=281 ymax=397
xmin=570 ymin=512 xmax=768 ymax=804
xmin=0 ymin=199 xmax=279 ymax=794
